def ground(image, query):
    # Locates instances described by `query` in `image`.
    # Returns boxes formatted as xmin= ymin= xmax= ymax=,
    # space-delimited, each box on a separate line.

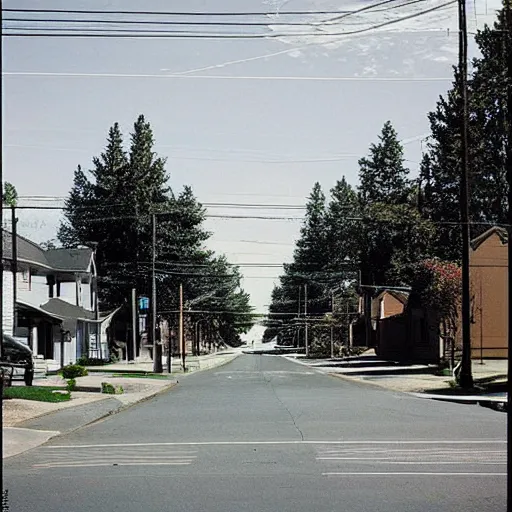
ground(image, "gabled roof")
xmin=2 ymin=231 xmax=93 ymax=272
xmin=374 ymin=288 xmax=410 ymax=304
xmin=3 ymin=230 xmax=50 ymax=268
xmin=40 ymin=298 xmax=99 ymax=322
xmin=470 ymin=226 xmax=508 ymax=251
xmin=45 ymin=248 xmax=93 ymax=272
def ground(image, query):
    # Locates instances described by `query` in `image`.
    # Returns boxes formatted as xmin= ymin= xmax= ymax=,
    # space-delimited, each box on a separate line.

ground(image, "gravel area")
xmin=3 ymin=375 xmax=174 ymax=427
xmin=2 ymin=393 xmax=108 ymax=427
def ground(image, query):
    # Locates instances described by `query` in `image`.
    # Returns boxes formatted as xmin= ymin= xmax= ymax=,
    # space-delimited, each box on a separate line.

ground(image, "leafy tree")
xmin=410 ymin=258 xmax=462 ymax=366
xmin=2 ymin=182 xmax=18 ymax=207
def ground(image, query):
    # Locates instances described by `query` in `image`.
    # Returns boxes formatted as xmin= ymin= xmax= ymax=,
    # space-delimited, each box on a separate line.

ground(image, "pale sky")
xmin=2 ymin=0 xmax=501 ymax=339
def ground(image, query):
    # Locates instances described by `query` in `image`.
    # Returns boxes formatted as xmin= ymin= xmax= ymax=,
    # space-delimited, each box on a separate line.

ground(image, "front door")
xmin=37 ymin=322 xmax=54 ymax=360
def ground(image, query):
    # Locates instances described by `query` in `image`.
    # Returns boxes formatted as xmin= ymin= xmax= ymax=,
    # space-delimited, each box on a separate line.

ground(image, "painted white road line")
xmin=33 ymin=462 xmax=193 ymax=469
xmin=317 ymin=459 xmax=505 ymax=464
xmin=323 ymin=472 xmax=507 ymax=477
xmin=45 ymin=440 xmax=506 ymax=449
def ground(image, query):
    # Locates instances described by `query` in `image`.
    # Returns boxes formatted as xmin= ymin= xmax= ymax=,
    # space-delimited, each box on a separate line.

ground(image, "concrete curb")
xmin=4 ymin=352 xmax=240 ymax=460
xmin=77 ymin=381 xmax=179 ymax=431
xmin=180 ymin=352 xmax=241 ymax=377
xmin=3 ymin=382 xmax=178 ymax=460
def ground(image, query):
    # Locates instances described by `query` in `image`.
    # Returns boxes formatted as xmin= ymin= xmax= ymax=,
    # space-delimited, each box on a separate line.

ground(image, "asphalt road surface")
xmin=4 ymin=355 xmax=506 ymax=512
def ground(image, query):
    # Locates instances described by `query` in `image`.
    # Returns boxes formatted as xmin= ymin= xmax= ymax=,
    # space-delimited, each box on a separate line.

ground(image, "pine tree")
xmin=421 ymin=7 xmax=508 ymax=261
xmin=358 ymin=121 xmax=410 ymax=205
xmin=264 ymin=183 xmax=331 ymax=347
xmin=58 ymin=116 xmax=254 ymax=345
xmin=325 ymin=176 xmax=360 ymax=270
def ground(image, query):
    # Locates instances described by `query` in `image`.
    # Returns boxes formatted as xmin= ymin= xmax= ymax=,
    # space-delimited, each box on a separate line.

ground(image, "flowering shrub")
xmin=411 ymin=258 xmax=462 ymax=328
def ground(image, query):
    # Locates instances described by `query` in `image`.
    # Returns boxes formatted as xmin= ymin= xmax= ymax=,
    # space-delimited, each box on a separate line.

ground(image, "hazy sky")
xmin=2 ymin=0 xmax=501 ymax=337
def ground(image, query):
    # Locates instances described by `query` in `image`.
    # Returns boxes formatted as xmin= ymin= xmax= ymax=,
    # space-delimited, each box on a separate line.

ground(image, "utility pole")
xmin=11 ymin=205 xmax=17 ymax=335
xmin=304 ymin=284 xmax=309 ymax=357
xmin=330 ymin=291 xmax=335 ymax=359
xmin=131 ymin=288 xmax=137 ymax=362
xmin=1 ymin=1 xmax=5 ymax=496
xmin=179 ymin=283 xmax=185 ymax=371
xmin=504 ymin=0 xmax=512 ymax=507
xmin=297 ymin=285 xmax=301 ymax=348
xmin=457 ymin=0 xmax=474 ymax=389
xmin=151 ymin=214 xmax=162 ymax=373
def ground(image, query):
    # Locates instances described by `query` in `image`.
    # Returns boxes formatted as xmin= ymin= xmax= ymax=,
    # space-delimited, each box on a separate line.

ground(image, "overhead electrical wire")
xmin=2 ymin=1 xmax=457 ymax=39
xmin=0 ymin=2 xmax=438 ymax=17
xmin=0 ymin=0 xmax=445 ymax=29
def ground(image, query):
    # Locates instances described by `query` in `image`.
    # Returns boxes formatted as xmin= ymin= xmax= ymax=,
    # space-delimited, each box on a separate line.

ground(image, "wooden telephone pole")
xmin=151 ymin=214 xmax=162 ymax=373
xmin=179 ymin=283 xmax=186 ymax=371
xmin=457 ymin=0 xmax=474 ymax=389
xmin=504 ymin=0 xmax=512 ymax=507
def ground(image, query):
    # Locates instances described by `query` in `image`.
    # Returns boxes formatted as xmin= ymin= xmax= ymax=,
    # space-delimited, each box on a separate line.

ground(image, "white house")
xmin=2 ymin=230 xmax=117 ymax=368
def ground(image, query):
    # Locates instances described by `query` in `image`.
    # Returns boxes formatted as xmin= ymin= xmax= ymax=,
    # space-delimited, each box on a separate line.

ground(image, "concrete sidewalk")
xmin=85 ymin=349 xmax=240 ymax=374
xmin=282 ymin=351 xmax=508 ymax=405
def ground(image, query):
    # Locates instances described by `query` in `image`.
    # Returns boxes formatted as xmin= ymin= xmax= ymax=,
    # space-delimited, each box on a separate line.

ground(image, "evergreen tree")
xmin=358 ymin=121 xmax=410 ymax=205
xmin=325 ymin=176 xmax=360 ymax=270
xmin=421 ymin=7 xmax=508 ymax=260
xmin=263 ymin=183 xmax=332 ymax=347
xmin=59 ymin=115 xmax=253 ymax=348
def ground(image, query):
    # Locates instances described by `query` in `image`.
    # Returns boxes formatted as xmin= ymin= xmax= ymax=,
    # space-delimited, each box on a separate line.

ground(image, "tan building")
xmin=469 ymin=227 xmax=508 ymax=359
xmin=371 ymin=290 xmax=409 ymax=328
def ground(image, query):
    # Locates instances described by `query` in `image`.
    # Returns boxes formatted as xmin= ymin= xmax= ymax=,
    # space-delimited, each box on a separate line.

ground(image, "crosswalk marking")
xmin=32 ymin=447 xmax=197 ymax=470
xmin=315 ymin=442 xmax=506 ymax=478
xmin=323 ymin=472 xmax=507 ymax=477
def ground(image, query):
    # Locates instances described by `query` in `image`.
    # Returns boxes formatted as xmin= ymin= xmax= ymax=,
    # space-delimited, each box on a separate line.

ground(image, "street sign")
xmin=139 ymin=297 xmax=149 ymax=311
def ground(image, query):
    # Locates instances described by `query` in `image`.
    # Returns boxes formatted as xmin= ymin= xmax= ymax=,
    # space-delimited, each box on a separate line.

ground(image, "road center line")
xmin=45 ymin=440 xmax=506 ymax=449
xmin=323 ymin=472 xmax=507 ymax=476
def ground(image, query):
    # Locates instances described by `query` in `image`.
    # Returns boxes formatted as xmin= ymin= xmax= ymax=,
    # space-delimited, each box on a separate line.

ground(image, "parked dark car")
xmin=1 ymin=334 xmax=34 ymax=386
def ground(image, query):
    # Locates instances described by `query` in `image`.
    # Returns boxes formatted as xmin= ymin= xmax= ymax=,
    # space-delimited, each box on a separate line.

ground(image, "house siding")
xmin=2 ymin=270 xmax=14 ymax=335
xmin=470 ymin=231 xmax=508 ymax=359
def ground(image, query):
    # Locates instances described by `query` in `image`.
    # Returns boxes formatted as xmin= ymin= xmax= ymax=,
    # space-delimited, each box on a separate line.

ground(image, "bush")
xmin=76 ymin=355 xmax=117 ymax=366
xmin=101 ymin=382 xmax=124 ymax=395
xmin=66 ymin=378 xmax=77 ymax=391
xmin=60 ymin=364 xmax=88 ymax=380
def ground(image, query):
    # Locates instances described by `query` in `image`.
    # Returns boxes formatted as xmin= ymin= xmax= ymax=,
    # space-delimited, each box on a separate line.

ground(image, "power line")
xmin=2 ymin=72 xmax=453 ymax=82
xmin=1 ymin=2 xmax=458 ymax=39
xmin=0 ymin=1 xmax=447 ymax=29
xmin=2 ymin=17 xmax=328 ymax=27
xmin=0 ymin=3 xmax=435 ymax=17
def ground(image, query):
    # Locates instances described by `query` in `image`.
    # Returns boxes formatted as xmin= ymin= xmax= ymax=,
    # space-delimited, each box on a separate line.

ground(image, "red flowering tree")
xmin=410 ymin=259 xmax=462 ymax=364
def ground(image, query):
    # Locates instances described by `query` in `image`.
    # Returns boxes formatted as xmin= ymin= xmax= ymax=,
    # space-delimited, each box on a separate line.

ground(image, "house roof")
xmin=40 ymin=298 xmax=99 ymax=322
xmin=2 ymin=231 xmax=93 ymax=272
xmin=387 ymin=290 xmax=410 ymax=305
xmin=374 ymin=289 xmax=410 ymax=304
xmin=470 ymin=226 xmax=508 ymax=251
xmin=16 ymin=300 xmax=65 ymax=323
xmin=45 ymin=248 xmax=93 ymax=272
xmin=3 ymin=230 xmax=50 ymax=268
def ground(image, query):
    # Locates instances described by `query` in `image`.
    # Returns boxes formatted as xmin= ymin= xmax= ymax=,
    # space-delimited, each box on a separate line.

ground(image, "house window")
xmin=22 ymin=269 xmax=29 ymax=283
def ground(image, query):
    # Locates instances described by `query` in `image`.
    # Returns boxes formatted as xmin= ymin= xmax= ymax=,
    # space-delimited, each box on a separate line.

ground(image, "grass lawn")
xmin=3 ymin=386 xmax=71 ymax=402
xmin=112 ymin=373 xmax=172 ymax=380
